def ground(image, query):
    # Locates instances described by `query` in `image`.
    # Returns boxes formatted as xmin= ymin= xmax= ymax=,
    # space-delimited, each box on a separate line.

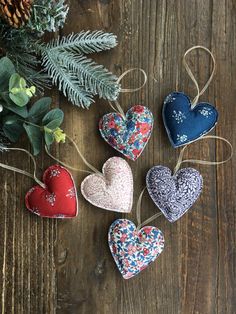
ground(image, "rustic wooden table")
xmin=0 ymin=1 xmax=235 ymax=313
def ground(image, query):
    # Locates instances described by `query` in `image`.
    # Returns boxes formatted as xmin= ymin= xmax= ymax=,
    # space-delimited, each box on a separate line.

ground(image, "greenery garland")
xmin=0 ymin=1 xmax=120 ymax=152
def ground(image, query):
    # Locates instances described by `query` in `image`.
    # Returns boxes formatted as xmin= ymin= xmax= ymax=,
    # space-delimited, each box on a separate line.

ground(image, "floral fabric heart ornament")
xmin=26 ymin=165 xmax=78 ymax=218
xmin=108 ymin=219 xmax=164 ymax=279
xmin=145 ymin=135 xmax=232 ymax=223
xmin=81 ymin=157 xmax=133 ymax=213
xmin=162 ymin=46 xmax=218 ymax=147
xmin=0 ymin=148 xmax=78 ymax=219
xmin=163 ymin=92 xmax=218 ymax=147
xmin=46 ymin=136 xmax=134 ymax=213
xmin=99 ymin=105 xmax=153 ymax=160
xmin=146 ymin=165 xmax=203 ymax=223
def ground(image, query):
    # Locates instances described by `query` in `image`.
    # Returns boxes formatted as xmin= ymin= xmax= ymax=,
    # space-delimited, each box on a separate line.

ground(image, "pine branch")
xmin=57 ymin=51 xmax=120 ymax=101
xmin=34 ymin=30 xmax=120 ymax=107
xmin=44 ymin=31 xmax=118 ymax=54
xmin=7 ymin=51 xmax=50 ymax=92
xmin=0 ymin=24 xmax=50 ymax=92
xmin=41 ymin=50 xmax=94 ymax=108
xmin=28 ymin=0 xmax=69 ymax=35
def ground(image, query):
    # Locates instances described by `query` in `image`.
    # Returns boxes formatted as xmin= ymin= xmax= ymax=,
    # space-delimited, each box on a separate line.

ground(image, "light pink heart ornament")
xmin=81 ymin=157 xmax=133 ymax=213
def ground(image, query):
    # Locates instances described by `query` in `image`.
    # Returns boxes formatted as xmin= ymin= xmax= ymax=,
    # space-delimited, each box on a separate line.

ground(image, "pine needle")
xmin=37 ymin=31 xmax=120 ymax=108
xmin=42 ymin=50 xmax=94 ymax=108
xmin=45 ymin=31 xmax=118 ymax=54
xmin=56 ymin=51 xmax=120 ymax=100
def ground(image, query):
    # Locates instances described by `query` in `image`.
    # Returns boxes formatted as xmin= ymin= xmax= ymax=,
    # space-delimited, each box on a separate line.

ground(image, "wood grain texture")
xmin=0 ymin=0 xmax=235 ymax=313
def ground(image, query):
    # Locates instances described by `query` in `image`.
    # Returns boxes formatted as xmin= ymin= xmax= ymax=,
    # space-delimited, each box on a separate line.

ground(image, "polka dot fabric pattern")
xmin=25 ymin=165 xmax=78 ymax=218
xmin=146 ymin=165 xmax=203 ymax=222
xmin=81 ymin=157 xmax=133 ymax=213
xmin=99 ymin=105 xmax=153 ymax=161
xmin=108 ymin=219 xmax=164 ymax=279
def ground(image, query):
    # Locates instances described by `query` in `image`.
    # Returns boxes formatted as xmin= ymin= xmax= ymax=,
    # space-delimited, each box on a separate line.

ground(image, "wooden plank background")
xmin=0 ymin=0 xmax=235 ymax=313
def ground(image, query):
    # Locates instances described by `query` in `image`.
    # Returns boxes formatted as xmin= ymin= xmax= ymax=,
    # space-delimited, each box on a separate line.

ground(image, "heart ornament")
xmin=81 ymin=157 xmax=133 ymax=213
xmin=108 ymin=219 xmax=164 ymax=279
xmin=99 ymin=105 xmax=153 ymax=160
xmin=25 ymin=165 xmax=78 ymax=218
xmin=162 ymin=92 xmax=218 ymax=147
xmin=146 ymin=165 xmax=203 ymax=222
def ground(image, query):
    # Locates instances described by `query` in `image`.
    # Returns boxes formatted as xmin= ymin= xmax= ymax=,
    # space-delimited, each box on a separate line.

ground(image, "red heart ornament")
xmin=25 ymin=165 xmax=78 ymax=218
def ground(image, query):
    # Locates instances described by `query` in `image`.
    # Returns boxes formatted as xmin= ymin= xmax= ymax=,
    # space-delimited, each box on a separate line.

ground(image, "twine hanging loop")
xmin=173 ymin=135 xmax=233 ymax=175
xmin=183 ymin=45 xmax=216 ymax=108
xmin=108 ymin=68 xmax=147 ymax=117
xmin=0 ymin=147 xmax=45 ymax=188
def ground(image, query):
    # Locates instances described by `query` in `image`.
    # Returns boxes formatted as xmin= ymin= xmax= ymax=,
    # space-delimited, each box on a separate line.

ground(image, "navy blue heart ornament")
xmin=162 ymin=92 xmax=218 ymax=147
xmin=146 ymin=166 xmax=203 ymax=223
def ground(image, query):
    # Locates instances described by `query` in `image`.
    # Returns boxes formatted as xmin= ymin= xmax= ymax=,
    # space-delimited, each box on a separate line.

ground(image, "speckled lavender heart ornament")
xmin=146 ymin=166 xmax=203 ymax=223
xmin=99 ymin=105 xmax=153 ymax=161
xmin=108 ymin=219 xmax=164 ymax=279
xmin=81 ymin=157 xmax=133 ymax=213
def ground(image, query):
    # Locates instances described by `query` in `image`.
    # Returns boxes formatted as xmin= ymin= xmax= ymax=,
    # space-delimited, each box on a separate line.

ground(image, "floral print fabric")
xmin=162 ymin=92 xmax=218 ymax=147
xmin=81 ymin=157 xmax=133 ymax=213
xmin=146 ymin=166 xmax=203 ymax=222
xmin=25 ymin=165 xmax=78 ymax=218
xmin=108 ymin=219 xmax=164 ymax=279
xmin=99 ymin=105 xmax=153 ymax=161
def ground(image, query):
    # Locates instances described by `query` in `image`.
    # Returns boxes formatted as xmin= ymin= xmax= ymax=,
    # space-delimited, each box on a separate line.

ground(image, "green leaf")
xmin=44 ymin=132 xmax=54 ymax=148
xmin=28 ymin=97 xmax=52 ymax=123
xmin=9 ymin=91 xmax=29 ymax=107
xmin=23 ymin=123 xmax=42 ymax=155
xmin=9 ymin=73 xmax=35 ymax=107
xmin=2 ymin=94 xmax=28 ymax=118
xmin=0 ymin=57 xmax=16 ymax=92
xmin=2 ymin=115 xmax=24 ymax=142
xmin=9 ymin=73 xmax=22 ymax=90
xmin=42 ymin=108 xmax=64 ymax=129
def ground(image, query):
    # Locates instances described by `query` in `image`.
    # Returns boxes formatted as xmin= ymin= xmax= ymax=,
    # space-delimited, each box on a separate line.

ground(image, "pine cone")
xmin=0 ymin=0 xmax=33 ymax=28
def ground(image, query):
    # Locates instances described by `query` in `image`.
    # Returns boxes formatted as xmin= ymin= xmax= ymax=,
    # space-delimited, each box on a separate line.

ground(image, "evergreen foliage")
xmin=28 ymin=0 xmax=69 ymax=35
xmin=0 ymin=4 xmax=120 ymax=108
xmin=38 ymin=32 xmax=120 ymax=108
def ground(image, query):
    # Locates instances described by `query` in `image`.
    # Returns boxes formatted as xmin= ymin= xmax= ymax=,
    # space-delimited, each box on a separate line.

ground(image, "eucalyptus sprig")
xmin=0 ymin=56 xmax=66 ymax=155
xmin=23 ymin=99 xmax=65 ymax=155
xmin=9 ymin=73 xmax=36 ymax=107
xmin=2 ymin=95 xmax=65 ymax=155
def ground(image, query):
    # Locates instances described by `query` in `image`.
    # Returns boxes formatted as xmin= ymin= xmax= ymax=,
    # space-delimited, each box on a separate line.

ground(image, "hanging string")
xmin=45 ymin=134 xmax=101 ymax=175
xmin=183 ymin=45 xmax=216 ymax=107
xmin=136 ymin=187 xmax=162 ymax=230
xmin=0 ymin=147 xmax=45 ymax=188
xmin=108 ymin=68 xmax=147 ymax=117
xmin=173 ymin=135 xmax=233 ymax=175
xmin=135 ymin=135 xmax=233 ymax=229
xmin=107 ymin=100 xmax=126 ymax=118
xmin=118 ymin=68 xmax=147 ymax=92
